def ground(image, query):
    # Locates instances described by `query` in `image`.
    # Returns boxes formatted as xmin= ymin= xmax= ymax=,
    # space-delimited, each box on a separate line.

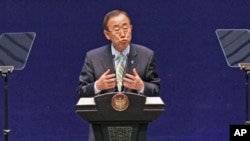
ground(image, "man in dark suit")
xmin=77 ymin=10 xmax=161 ymax=141
xmin=77 ymin=10 xmax=160 ymax=97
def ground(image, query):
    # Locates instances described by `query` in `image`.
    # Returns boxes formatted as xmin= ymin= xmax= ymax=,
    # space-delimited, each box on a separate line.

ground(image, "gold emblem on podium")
xmin=112 ymin=93 xmax=129 ymax=111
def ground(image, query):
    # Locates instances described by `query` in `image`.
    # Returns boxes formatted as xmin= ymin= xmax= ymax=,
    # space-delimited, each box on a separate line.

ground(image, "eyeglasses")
xmin=108 ymin=25 xmax=131 ymax=35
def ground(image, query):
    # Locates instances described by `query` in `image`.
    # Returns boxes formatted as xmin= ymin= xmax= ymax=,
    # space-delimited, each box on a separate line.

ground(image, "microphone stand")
xmin=239 ymin=63 xmax=250 ymax=125
xmin=0 ymin=66 xmax=14 ymax=141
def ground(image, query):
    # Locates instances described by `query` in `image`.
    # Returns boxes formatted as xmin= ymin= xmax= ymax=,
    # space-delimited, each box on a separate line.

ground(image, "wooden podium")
xmin=76 ymin=92 xmax=165 ymax=141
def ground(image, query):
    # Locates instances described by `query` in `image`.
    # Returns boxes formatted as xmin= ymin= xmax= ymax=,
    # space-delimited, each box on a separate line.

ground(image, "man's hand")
xmin=96 ymin=69 xmax=116 ymax=90
xmin=123 ymin=68 xmax=144 ymax=91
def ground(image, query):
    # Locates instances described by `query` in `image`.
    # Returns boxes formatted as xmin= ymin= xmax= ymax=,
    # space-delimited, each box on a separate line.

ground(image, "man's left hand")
xmin=123 ymin=68 xmax=144 ymax=91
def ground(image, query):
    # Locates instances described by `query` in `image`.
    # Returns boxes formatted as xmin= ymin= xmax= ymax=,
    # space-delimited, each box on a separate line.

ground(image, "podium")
xmin=76 ymin=92 xmax=165 ymax=141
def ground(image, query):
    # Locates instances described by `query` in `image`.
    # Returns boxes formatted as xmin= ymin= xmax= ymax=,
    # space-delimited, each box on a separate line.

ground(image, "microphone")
xmin=112 ymin=54 xmax=116 ymax=70
xmin=112 ymin=54 xmax=119 ymax=92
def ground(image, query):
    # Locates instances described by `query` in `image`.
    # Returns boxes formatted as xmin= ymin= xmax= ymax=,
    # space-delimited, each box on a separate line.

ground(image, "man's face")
xmin=104 ymin=14 xmax=132 ymax=52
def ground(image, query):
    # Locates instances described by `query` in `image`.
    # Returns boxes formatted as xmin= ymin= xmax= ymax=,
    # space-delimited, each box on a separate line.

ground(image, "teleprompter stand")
xmin=0 ymin=32 xmax=36 ymax=141
xmin=215 ymin=29 xmax=250 ymax=125
xmin=0 ymin=66 xmax=14 ymax=141
xmin=239 ymin=63 xmax=250 ymax=125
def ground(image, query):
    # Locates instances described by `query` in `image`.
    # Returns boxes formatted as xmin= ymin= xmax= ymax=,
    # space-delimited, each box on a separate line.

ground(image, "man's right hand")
xmin=96 ymin=69 xmax=116 ymax=90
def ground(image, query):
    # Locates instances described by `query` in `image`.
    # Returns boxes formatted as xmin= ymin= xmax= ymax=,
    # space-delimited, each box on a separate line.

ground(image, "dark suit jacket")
xmin=77 ymin=43 xmax=160 ymax=97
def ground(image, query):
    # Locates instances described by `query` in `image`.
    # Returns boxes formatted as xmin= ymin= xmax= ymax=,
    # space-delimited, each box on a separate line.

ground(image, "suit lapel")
xmin=101 ymin=45 xmax=116 ymax=74
xmin=126 ymin=44 xmax=137 ymax=74
xmin=123 ymin=44 xmax=138 ymax=92
xmin=99 ymin=45 xmax=116 ymax=92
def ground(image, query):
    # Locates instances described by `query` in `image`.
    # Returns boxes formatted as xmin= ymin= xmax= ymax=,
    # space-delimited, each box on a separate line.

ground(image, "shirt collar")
xmin=111 ymin=44 xmax=130 ymax=60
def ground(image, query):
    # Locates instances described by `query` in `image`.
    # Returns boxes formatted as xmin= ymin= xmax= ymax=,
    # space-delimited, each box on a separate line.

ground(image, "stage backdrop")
xmin=0 ymin=1 xmax=249 ymax=141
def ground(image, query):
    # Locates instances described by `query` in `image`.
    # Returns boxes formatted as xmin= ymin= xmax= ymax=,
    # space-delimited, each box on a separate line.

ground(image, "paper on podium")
xmin=77 ymin=97 xmax=95 ymax=106
xmin=145 ymin=97 xmax=164 ymax=105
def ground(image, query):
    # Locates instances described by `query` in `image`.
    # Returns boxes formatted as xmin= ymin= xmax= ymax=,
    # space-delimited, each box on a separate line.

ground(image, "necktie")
xmin=116 ymin=53 xmax=125 ymax=92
